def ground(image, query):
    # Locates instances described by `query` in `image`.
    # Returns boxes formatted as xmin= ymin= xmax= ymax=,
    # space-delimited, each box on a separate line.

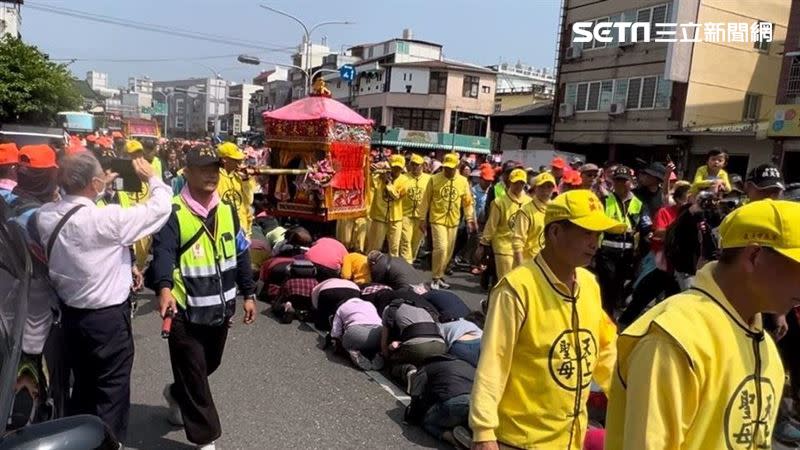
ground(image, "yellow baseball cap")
xmin=217 ymin=142 xmax=244 ymax=160
xmin=442 ymin=153 xmax=459 ymax=169
xmin=719 ymin=199 xmax=800 ymax=263
xmin=125 ymin=139 xmax=143 ymax=154
xmin=533 ymin=172 xmax=556 ymax=187
xmin=410 ymin=154 xmax=424 ymax=165
xmin=545 ymin=190 xmax=626 ymax=234
xmin=509 ymin=168 xmax=527 ymax=184
xmin=389 ymin=154 xmax=406 ymax=169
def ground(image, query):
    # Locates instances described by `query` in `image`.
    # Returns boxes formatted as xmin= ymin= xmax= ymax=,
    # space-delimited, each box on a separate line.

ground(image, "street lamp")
xmin=154 ymin=89 xmax=174 ymax=139
xmin=237 ymin=54 xmax=339 ymax=96
xmin=258 ymin=4 xmax=353 ymax=95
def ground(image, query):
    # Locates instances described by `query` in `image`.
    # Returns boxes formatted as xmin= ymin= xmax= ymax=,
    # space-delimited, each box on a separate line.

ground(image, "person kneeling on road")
xmin=405 ymin=355 xmax=474 ymax=448
xmin=330 ymin=297 xmax=384 ymax=371
xmin=151 ymin=144 xmax=257 ymax=450
xmin=381 ymin=300 xmax=446 ymax=393
xmin=440 ymin=312 xmax=484 ymax=367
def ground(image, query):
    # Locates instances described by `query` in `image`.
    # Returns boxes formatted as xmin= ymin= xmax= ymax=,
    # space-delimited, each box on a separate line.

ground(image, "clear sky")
xmin=22 ymin=0 xmax=560 ymax=87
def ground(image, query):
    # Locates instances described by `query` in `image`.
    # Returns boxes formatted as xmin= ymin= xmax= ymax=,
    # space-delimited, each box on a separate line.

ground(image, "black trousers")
xmin=595 ymin=248 xmax=635 ymax=317
xmin=619 ymin=269 xmax=681 ymax=328
xmin=62 ymin=301 xmax=134 ymax=442
xmin=775 ymin=310 xmax=800 ymax=417
xmin=168 ymin=314 xmax=229 ymax=445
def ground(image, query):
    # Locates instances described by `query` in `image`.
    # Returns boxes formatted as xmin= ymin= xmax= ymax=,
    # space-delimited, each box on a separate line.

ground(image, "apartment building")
xmin=553 ymin=0 xmax=789 ymax=178
xmin=769 ymin=0 xmax=800 ymax=182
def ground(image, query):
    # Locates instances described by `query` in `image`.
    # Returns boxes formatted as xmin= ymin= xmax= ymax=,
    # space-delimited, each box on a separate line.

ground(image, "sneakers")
xmin=371 ymin=354 xmax=385 ymax=371
xmin=197 ymin=443 xmax=215 ymax=450
xmin=348 ymin=350 xmax=373 ymax=371
xmin=405 ymin=365 xmax=418 ymax=394
xmin=162 ymin=384 xmax=183 ymax=426
xmin=452 ymin=425 xmax=473 ymax=449
xmin=430 ymin=279 xmax=451 ymax=290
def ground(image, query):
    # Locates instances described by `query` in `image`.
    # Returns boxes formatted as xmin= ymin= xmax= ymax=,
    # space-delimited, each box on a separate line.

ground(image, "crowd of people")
xmin=1 ymin=130 xmax=800 ymax=450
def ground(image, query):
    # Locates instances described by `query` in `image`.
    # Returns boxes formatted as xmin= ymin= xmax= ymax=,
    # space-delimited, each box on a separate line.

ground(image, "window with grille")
xmin=393 ymin=108 xmax=441 ymax=131
xmin=627 ymin=78 xmax=642 ymax=109
xmin=743 ymin=93 xmax=761 ymax=120
xmin=429 ymin=71 xmax=447 ymax=94
xmin=787 ymin=57 xmax=800 ymax=97
xmin=462 ymin=75 xmax=479 ymax=98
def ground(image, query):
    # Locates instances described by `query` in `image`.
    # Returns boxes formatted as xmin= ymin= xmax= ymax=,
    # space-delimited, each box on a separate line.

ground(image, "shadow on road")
xmin=126 ymin=403 xmax=193 ymax=450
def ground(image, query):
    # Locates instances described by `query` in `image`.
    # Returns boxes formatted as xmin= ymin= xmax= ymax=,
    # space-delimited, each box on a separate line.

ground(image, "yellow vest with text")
xmin=606 ymin=263 xmax=784 ymax=450
xmin=427 ymin=173 xmax=474 ymax=228
xmin=482 ymin=191 xmax=531 ymax=256
xmin=171 ymin=195 xmax=238 ymax=326
xmin=469 ymin=255 xmax=617 ymax=449
xmin=217 ymin=168 xmax=255 ymax=236
xmin=369 ymin=173 xmax=407 ymax=223
xmin=513 ymin=197 xmax=548 ymax=259
xmin=402 ymin=172 xmax=432 ymax=219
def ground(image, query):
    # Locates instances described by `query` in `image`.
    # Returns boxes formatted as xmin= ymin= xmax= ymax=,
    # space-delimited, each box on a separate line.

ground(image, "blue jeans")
xmin=449 ymin=339 xmax=481 ymax=367
xmin=423 ymin=394 xmax=470 ymax=439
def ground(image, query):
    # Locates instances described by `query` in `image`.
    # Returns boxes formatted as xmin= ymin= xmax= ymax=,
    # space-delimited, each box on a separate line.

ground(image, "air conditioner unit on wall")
xmin=565 ymin=46 xmax=582 ymax=60
xmin=559 ymin=103 xmax=575 ymax=118
xmin=609 ymin=103 xmax=625 ymax=115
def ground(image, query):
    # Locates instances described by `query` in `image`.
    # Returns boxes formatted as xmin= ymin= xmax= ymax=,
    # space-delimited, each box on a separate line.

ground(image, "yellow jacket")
xmin=341 ymin=252 xmax=371 ymax=285
xmin=605 ymin=263 xmax=784 ymax=450
xmin=425 ymin=173 xmax=475 ymax=228
xmin=512 ymin=196 xmax=549 ymax=260
xmin=217 ymin=168 xmax=255 ymax=236
xmin=402 ymin=172 xmax=432 ymax=219
xmin=480 ymin=191 xmax=531 ymax=256
xmin=469 ymin=254 xmax=617 ymax=449
xmin=369 ymin=173 xmax=407 ymax=223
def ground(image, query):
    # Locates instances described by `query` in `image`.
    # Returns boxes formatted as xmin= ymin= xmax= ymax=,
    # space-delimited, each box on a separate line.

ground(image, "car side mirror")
xmin=0 ymin=414 xmax=118 ymax=450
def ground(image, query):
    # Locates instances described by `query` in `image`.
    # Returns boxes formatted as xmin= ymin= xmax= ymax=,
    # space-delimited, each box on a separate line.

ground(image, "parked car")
xmin=0 ymin=199 xmax=118 ymax=449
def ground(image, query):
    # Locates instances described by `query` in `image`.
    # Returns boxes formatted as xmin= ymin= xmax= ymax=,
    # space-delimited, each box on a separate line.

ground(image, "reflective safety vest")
xmin=604 ymin=194 xmax=643 ymax=233
xmin=172 ymin=195 xmax=238 ymax=326
xmin=97 ymin=191 xmax=131 ymax=208
xmin=151 ymin=156 xmax=163 ymax=181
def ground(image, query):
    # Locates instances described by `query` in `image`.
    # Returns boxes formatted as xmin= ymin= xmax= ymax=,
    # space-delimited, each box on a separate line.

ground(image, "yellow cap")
xmin=545 ymin=190 xmax=626 ymax=234
xmin=509 ymin=168 xmax=527 ymax=184
xmin=217 ymin=142 xmax=244 ymax=160
xmin=125 ymin=139 xmax=143 ymax=154
xmin=442 ymin=153 xmax=459 ymax=169
xmin=719 ymin=199 xmax=800 ymax=263
xmin=389 ymin=154 xmax=406 ymax=169
xmin=410 ymin=154 xmax=424 ymax=165
xmin=533 ymin=172 xmax=556 ymax=187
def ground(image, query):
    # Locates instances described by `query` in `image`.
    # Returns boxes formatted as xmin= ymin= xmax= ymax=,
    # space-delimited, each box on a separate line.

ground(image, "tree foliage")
xmin=0 ymin=36 xmax=81 ymax=125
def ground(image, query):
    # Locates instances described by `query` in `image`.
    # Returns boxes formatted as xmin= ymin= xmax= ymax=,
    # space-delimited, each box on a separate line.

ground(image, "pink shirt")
xmin=330 ymin=298 xmax=382 ymax=339
xmin=180 ymin=186 xmax=220 ymax=218
xmin=305 ymin=237 xmax=348 ymax=270
xmin=0 ymin=179 xmax=17 ymax=191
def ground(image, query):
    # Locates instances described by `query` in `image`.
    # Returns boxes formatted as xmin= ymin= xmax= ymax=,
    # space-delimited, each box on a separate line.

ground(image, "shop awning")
xmin=372 ymin=129 xmax=491 ymax=155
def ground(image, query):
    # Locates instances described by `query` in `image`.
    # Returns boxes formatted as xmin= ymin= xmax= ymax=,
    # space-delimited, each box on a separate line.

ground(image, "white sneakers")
xmin=430 ymin=279 xmax=451 ymax=290
xmin=197 ymin=443 xmax=215 ymax=450
xmin=162 ymin=384 xmax=183 ymax=427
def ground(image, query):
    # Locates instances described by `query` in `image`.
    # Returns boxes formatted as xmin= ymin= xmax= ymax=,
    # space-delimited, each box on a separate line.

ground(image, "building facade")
xmin=769 ymin=0 xmax=800 ymax=183
xmin=490 ymin=62 xmax=556 ymax=112
xmin=153 ymin=77 xmax=228 ymax=138
xmin=0 ymin=1 xmax=21 ymax=39
xmin=223 ymin=83 xmax=261 ymax=134
xmin=553 ymin=0 xmax=789 ymax=178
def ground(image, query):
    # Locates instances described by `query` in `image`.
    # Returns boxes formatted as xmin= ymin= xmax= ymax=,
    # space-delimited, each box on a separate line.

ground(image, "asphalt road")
xmin=125 ymin=270 xmax=487 ymax=450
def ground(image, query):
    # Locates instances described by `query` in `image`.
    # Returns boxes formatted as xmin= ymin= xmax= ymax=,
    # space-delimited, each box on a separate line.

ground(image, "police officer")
xmin=595 ymin=165 xmax=651 ymax=316
xmin=151 ymin=144 xmax=256 ymax=450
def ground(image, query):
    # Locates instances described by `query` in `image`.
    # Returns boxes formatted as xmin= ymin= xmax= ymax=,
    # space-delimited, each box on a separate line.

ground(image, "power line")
xmin=50 ymin=53 xmax=272 ymax=63
xmin=26 ymin=2 xmax=297 ymax=53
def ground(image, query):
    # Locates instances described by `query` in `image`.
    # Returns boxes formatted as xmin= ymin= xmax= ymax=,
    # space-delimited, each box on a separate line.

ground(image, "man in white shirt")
xmin=37 ymin=151 xmax=172 ymax=442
